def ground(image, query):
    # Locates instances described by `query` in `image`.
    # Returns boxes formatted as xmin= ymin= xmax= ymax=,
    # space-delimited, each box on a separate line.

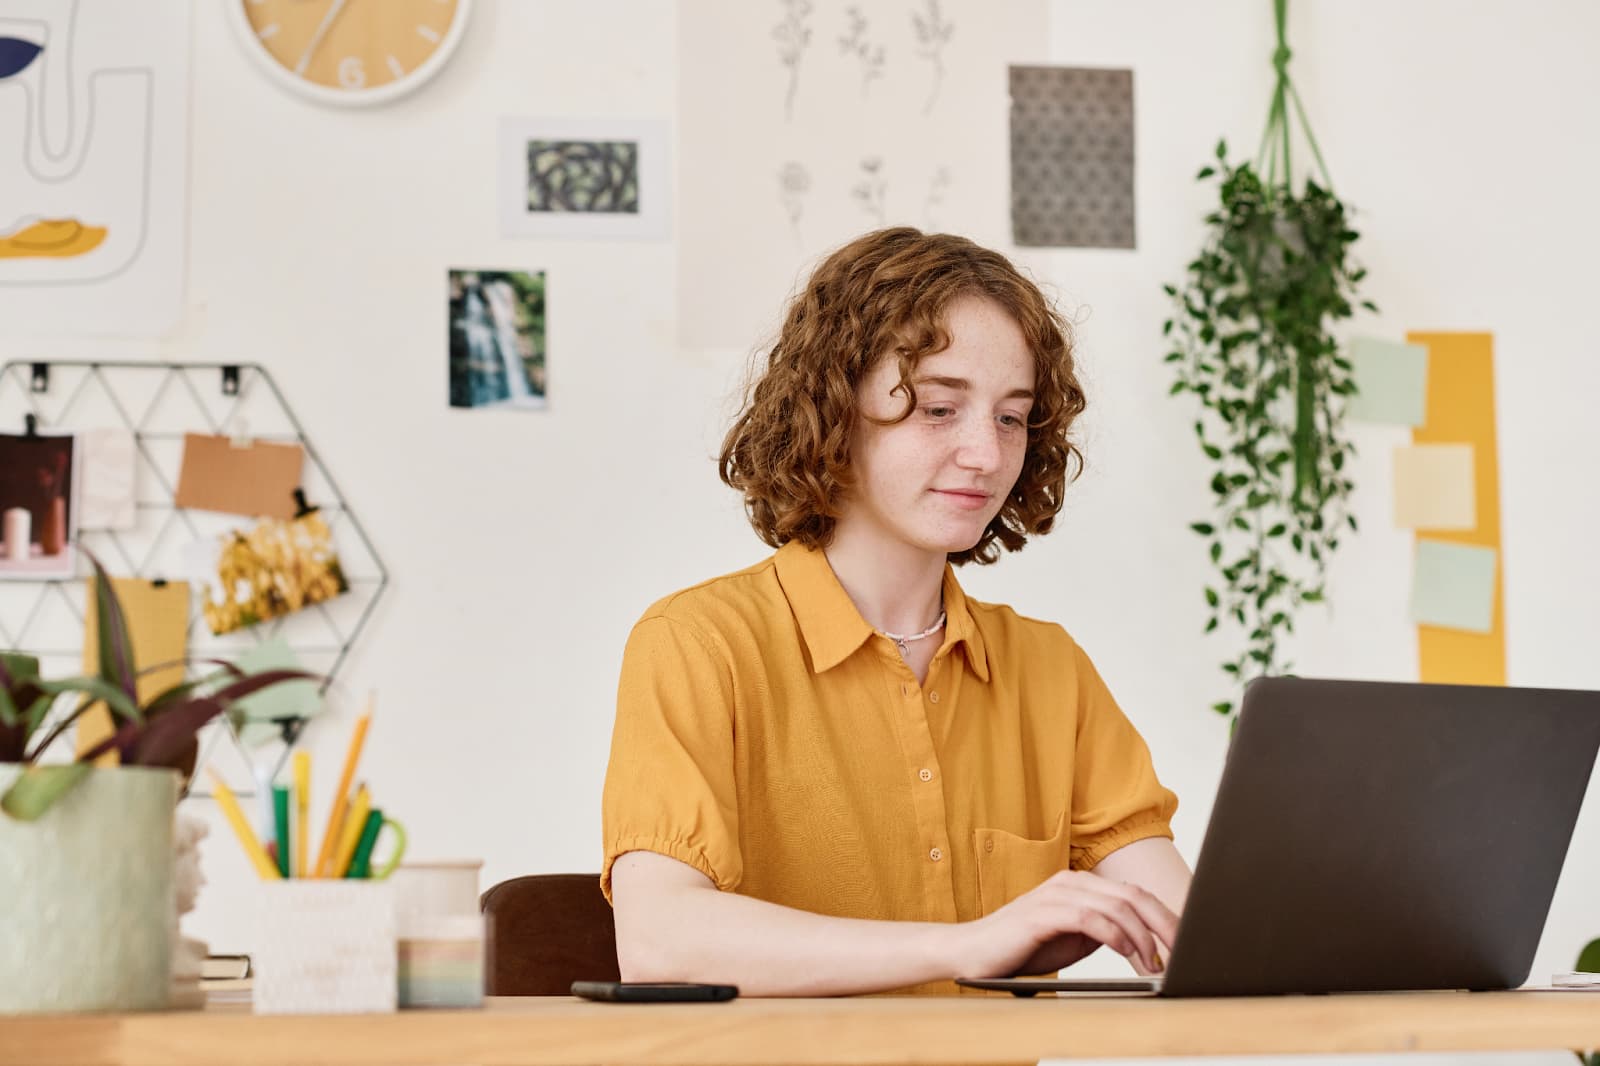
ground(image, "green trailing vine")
xmin=1162 ymin=0 xmax=1376 ymax=718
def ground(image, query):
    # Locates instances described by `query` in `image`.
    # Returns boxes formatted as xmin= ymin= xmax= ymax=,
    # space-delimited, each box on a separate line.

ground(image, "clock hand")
xmin=294 ymin=0 xmax=350 ymax=76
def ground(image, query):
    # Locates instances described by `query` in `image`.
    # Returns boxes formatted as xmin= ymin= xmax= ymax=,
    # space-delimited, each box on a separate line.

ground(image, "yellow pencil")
xmin=314 ymin=699 xmax=373 ymax=877
xmin=207 ymin=770 xmax=281 ymax=880
xmin=331 ymin=784 xmax=372 ymax=878
xmin=293 ymin=750 xmax=310 ymax=879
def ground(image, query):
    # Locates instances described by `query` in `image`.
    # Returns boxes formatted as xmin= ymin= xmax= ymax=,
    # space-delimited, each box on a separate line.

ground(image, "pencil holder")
xmin=253 ymin=881 xmax=397 ymax=1014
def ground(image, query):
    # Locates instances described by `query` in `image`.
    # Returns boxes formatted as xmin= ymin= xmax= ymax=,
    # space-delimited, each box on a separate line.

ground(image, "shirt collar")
xmin=773 ymin=540 xmax=991 ymax=682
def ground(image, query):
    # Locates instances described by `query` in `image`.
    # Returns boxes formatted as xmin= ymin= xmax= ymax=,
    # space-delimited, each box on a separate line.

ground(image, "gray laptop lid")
xmin=1161 ymin=677 xmax=1600 ymax=997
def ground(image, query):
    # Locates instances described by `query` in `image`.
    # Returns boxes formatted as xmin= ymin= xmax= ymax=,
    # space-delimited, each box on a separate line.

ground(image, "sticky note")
xmin=1392 ymin=444 xmax=1476 ymax=531
xmin=1411 ymin=540 xmax=1497 ymax=634
xmin=1348 ymin=338 xmax=1429 ymax=427
xmin=220 ymin=636 xmax=323 ymax=747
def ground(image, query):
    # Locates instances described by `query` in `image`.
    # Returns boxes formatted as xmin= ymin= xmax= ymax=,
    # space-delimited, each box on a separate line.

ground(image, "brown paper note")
xmin=174 ymin=433 xmax=304 ymax=520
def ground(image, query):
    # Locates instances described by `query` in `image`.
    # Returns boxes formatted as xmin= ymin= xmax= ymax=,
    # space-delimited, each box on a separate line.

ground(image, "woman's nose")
xmin=954 ymin=416 xmax=1003 ymax=470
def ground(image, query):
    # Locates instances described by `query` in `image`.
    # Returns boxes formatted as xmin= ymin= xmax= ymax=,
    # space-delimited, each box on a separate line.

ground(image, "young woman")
xmin=602 ymin=228 xmax=1190 ymax=997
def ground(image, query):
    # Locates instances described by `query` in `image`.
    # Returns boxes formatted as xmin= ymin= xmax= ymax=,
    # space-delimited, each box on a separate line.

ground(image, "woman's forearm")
xmin=616 ymin=880 xmax=963 ymax=996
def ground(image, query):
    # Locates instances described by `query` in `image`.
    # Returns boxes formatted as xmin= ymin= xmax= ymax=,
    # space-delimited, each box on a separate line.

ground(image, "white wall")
xmin=73 ymin=2 xmax=1600 ymax=1058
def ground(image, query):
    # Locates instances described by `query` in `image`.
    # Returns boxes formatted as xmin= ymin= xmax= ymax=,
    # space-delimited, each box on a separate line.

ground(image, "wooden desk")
xmin=3 ymin=992 xmax=1599 ymax=1065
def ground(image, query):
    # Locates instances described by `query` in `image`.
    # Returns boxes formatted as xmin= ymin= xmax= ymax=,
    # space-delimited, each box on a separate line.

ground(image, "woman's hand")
xmin=949 ymin=870 xmax=1179 ymax=978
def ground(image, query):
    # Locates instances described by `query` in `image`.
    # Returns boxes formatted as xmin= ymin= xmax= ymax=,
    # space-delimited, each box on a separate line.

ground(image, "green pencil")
xmin=272 ymin=785 xmax=292 ymax=879
xmin=346 ymin=808 xmax=384 ymax=879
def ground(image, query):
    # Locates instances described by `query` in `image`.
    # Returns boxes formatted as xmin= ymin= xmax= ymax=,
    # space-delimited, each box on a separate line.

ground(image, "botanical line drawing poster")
xmin=679 ymin=0 xmax=1047 ymax=355
xmin=0 ymin=0 xmax=190 ymax=335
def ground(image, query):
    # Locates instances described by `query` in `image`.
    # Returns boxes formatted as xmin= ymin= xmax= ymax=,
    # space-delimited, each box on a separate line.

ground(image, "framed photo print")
xmin=498 ymin=118 xmax=671 ymax=241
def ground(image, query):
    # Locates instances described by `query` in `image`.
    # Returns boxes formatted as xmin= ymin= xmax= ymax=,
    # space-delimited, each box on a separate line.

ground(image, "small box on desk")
xmin=399 ymin=915 xmax=486 ymax=1008
xmin=253 ymin=882 xmax=397 ymax=1014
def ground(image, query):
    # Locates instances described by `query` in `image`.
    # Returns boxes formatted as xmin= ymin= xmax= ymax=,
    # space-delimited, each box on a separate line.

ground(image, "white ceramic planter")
xmin=0 ymin=764 xmax=179 ymax=1014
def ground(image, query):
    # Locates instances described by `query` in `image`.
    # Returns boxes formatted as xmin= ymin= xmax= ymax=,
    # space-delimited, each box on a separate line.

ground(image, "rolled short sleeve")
xmin=600 ymin=614 xmax=743 ymax=904
xmin=1067 ymin=640 xmax=1178 ymax=871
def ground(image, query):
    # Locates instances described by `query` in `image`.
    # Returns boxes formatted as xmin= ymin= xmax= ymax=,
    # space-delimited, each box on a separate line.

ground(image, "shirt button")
xmin=983 ymin=838 xmax=994 ymax=853
xmin=929 ymin=847 xmax=943 ymax=862
xmin=918 ymin=768 xmax=933 ymax=782
xmin=928 ymin=691 xmax=940 ymax=704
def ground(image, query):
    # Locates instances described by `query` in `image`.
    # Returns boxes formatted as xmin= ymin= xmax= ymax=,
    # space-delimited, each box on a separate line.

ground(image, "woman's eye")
xmin=923 ymin=405 xmax=955 ymax=419
xmin=998 ymin=414 xmax=1024 ymax=428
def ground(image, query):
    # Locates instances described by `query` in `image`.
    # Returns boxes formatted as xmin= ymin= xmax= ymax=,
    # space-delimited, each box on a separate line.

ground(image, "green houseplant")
xmin=0 ymin=550 xmax=312 ymax=1013
xmin=1162 ymin=0 xmax=1374 ymax=719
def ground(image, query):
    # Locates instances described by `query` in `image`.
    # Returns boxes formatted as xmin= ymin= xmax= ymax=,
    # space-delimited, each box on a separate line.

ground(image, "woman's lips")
xmin=933 ymin=489 xmax=991 ymax=511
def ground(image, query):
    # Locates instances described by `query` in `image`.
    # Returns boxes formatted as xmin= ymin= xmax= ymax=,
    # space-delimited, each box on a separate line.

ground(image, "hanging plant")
xmin=1162 ymin=0 xmax=1376 ymax=719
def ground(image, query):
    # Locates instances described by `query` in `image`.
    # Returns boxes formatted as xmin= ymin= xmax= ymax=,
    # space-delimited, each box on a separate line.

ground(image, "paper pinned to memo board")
xmin=174 ymin=433 xmax=304 ymax=519
xmin=76 ymin=576 xmax=190 ymax=767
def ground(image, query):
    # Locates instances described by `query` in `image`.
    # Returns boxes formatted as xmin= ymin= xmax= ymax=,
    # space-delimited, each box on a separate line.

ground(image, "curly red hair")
xmin=719 ymin=227 xmax=1086 ymax=565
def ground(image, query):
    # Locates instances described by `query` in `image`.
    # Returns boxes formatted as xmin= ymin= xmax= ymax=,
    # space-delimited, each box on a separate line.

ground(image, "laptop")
xmin=957 ymin=677 xmax=1600 ymax=997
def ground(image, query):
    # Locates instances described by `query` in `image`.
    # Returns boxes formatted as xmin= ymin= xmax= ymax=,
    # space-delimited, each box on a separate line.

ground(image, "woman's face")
xmin=841 ymin=294 xmax=1036 ymax=558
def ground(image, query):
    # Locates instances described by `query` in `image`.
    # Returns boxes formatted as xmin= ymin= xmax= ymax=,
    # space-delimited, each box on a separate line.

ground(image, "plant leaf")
xmin=0 ymin=652 xmax=48 ymax=762
xmin=0 ymin=763 xmax=91 ymax=822
xmin=37 ymin=676 xmax=141 ymax=724
xmin=1576 ymin=938 xmax=1600 ymax=973
xmin=127 ymin=669 xmax=319 ymax=769
xmin=84 ymin=551 xmax=137 ymax=709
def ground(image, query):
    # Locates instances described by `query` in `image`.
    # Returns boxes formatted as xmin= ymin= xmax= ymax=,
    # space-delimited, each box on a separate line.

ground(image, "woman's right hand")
xmin=949 ymin=870 xmax=1180 ymax=979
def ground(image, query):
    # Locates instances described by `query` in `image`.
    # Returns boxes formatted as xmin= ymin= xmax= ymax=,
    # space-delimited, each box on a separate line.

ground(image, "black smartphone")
xmin=571 ymin=980 xmax=739 ymax=1003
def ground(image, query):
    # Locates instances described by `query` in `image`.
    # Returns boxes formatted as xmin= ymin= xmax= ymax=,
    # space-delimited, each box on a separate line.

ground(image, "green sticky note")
xmin=218 ymin=636 xmax=323 ymax=747
xmin=1347 ymin=337 xmax=1429 ymax=427
xmin=1411 ymin=540 xmax=1496 ymax=634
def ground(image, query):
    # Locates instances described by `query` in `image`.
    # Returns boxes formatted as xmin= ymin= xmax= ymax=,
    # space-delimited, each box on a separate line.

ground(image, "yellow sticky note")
xmin=1392 ymin=444 xmax=1476 ymax=531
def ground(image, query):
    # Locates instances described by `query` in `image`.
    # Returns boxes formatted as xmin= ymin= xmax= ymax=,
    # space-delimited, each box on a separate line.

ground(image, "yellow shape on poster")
xmin=77 ymin=578 xmax=191 ymax=766
xmin=1392 ymin=443 xmax=1476 ymax=531
xmin=0 ymin=218 xmax=108 ymax=259
xmin=1408 ymin=333 xmax=1504 ymax=686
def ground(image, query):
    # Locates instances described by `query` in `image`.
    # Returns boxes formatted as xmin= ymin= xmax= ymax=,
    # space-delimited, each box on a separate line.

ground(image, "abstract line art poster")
xmin=0 ymin=0 xmax=190 ymax=336
xmin=679 ymin=0 xmax=1048 ymax=355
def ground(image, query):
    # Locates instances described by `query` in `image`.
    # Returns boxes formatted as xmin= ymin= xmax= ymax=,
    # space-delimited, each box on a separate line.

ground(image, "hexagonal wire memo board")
xmin=0 ymin=361 xmax=388 ymax=800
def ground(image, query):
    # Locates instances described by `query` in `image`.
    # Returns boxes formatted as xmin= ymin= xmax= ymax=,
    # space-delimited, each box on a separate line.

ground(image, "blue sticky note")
xmin=1411 ymin=540 xmax=1497 ymax=634
xmin=1348 ymin=337 xmax=1429 ymax=427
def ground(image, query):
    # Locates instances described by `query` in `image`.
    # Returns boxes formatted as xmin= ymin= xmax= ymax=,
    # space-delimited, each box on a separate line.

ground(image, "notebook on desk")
xmin=958 ymin=678 xmax=1600 ymax=998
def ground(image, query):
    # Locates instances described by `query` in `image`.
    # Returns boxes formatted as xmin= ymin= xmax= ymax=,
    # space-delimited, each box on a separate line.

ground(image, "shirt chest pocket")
xmin=974 ymin=811 xmax=1070 ymax=916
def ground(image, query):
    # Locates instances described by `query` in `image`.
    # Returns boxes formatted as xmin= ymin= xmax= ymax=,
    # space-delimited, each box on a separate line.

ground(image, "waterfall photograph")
xmin=447 ymin=269 xmax=547 ymax=409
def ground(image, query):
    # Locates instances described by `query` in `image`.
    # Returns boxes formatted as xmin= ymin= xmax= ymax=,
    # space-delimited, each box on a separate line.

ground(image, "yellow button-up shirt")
xmin=602 ymin=541 xmax=1177 ymax=992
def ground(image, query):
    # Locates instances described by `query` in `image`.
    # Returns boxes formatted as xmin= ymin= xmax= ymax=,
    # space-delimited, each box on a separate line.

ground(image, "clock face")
xmin=232 ymin=0 xmax=469 ymax=106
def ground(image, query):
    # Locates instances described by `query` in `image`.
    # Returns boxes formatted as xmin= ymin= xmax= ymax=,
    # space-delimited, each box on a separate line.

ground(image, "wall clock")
xmin=227 ymin=0 xmax=471 ymax=107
